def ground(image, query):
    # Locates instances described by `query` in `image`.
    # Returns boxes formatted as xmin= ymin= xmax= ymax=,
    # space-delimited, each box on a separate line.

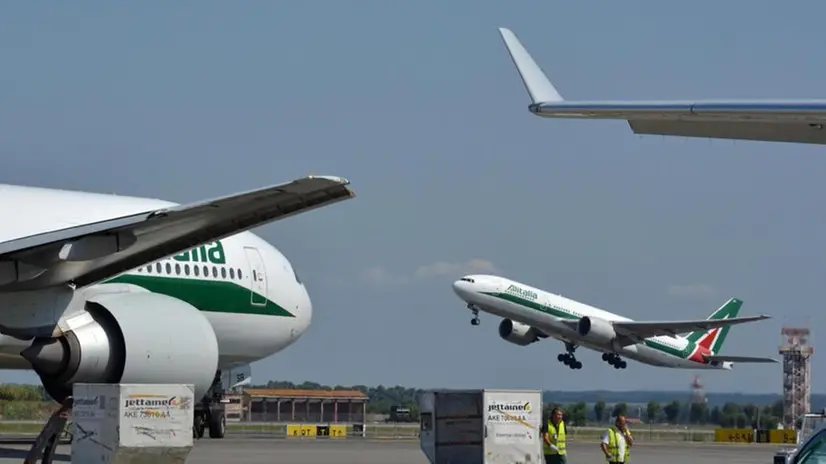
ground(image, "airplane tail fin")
xmin=221 ymin=363 xmax=252 ymax=392
xmin=684 ymin=298 xmax=743 ymax=354
xmin=498 ymin=28 xmax=564 ymax=105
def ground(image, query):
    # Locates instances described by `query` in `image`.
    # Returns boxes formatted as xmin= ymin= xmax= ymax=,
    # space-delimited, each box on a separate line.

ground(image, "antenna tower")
xmin=780 ymin=326 xmax=814 ymax=427
xmin=690 ymin=375 xmax=706 ymax=405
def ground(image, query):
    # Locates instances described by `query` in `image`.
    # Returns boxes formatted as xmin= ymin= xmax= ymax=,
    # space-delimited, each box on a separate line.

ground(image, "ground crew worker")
xmin=601 ymin=414 xmax=633 ymax=463
xmin=541 ymin=407 xmax=567 ymax=464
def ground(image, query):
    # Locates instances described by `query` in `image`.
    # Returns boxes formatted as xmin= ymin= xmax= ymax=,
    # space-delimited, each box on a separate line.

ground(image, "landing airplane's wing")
xmin=702 ymin=354 xmax=778 ymax=364
xmin=0 ymin=175 xmax=355 ymax=291
xmin=498 ymin=27 xmax=826 ymax=145
xmin=611 ymin=315 xmax=770 ymax=340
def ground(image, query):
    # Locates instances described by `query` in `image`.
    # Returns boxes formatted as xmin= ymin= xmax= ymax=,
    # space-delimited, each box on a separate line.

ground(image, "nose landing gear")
xmin=468 ymin=304 xmax=480 ymax=325
xmin=602 ymin=352 xmax=627 ymax=369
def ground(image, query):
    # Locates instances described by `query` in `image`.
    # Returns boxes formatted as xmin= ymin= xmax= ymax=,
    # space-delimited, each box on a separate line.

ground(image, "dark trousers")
xmin=544 ymin=454 xmax=566 ymax=464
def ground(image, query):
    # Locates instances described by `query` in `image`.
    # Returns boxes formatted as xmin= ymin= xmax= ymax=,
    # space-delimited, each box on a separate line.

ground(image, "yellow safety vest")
xmin=605 ymin=427 xmax=631 ymax=462
xmin=544 ymin=420 xmax=566 ymax=455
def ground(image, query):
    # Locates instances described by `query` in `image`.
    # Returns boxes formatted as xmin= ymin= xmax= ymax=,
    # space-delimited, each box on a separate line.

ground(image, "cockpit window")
xmin=292 ymin=267 xmax=302 ymax=284
xmin=460 ymin=277 xmax=475 ymax=283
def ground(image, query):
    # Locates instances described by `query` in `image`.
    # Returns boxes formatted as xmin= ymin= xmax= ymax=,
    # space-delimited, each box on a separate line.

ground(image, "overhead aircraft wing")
xmin=0 ymin=175 xmax=355 ymax=291
xmin=611 ymin=315 xmax=771 ymax=340
xmin=702 ymin=354 xmax=778 ymax=364
xmin=498 ymin=27 xmax=826 ymax=145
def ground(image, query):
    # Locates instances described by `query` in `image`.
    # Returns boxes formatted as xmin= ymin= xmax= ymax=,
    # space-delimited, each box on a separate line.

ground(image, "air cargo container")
xmin=419 ymin=389 xmax=542 ymax=464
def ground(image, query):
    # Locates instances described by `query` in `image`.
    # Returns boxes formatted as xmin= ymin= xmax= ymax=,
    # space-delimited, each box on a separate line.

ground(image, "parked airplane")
xmin=498 ymin=27 xmax=826 ymax=145
xmin=452 ymin=274 xmax=777 ymax=371
xmin=0 ymin=175 xmax=355 ymax=438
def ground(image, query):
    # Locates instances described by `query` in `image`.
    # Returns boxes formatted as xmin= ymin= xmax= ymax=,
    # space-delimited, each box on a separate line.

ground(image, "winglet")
xmin=498 ymin=27 xmax=564 ymax=105
xmin=307 ymin=175 xmax=351 ymax=186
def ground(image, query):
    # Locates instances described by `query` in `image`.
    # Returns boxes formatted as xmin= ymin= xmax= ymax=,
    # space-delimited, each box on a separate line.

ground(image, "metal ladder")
xmin=23 ymin=397 xmax=73 ymax=464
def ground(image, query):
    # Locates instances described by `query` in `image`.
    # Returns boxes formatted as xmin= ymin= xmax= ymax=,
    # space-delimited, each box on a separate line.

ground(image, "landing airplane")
xmin=498 ymin=27 xmax=826 ymax=145
xmin=452 ymin=274 xmax=778 ymax=371
xmin=0 ymin=175 xmax=355 ymax=438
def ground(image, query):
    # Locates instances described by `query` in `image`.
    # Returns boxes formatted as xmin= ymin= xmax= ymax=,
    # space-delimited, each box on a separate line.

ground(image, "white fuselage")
xmin=453 ymin=274 xmax=729 ymax=370
xmin=0 ymin=184 xmax=313 ymax=371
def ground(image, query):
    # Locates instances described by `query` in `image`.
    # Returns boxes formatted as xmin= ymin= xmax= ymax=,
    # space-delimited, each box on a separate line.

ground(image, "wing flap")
xmin=630 ymin=120 xmax=826 ymax=145
xmin=703 ymin=354 xmax=778 ymax=364
xmin=612 ymin=314 xmax=770 ymax=339
xmin=0 ymin=175 xmax=355 ymax=290
xmin=532 ymin=101 xmax=826 ymax=123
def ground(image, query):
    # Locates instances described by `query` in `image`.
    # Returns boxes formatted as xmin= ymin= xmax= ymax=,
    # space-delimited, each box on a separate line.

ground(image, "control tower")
xmin=780 ymin=327 xmax=814 ymax=427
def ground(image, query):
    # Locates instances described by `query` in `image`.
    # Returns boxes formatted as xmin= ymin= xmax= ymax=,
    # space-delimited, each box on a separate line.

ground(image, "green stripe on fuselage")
xmin=482 ymin=292 xmax=693 ymax=358
xmin=106 ymin=275 xmax=295 ymax=317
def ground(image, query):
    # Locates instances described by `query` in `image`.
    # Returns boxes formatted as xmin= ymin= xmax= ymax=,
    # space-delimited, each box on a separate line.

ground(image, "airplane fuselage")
xmin=0 ymin=184 xmax=312 ymax=372
xmin=453 ymin=274 xmax=732 ymax=370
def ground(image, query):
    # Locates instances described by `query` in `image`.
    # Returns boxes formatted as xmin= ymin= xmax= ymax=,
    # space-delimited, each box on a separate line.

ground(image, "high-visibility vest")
xmin=605 ymin=427 xmax=631 ymax=462
xmin=543 ymin=420 xmax=566 ymax=455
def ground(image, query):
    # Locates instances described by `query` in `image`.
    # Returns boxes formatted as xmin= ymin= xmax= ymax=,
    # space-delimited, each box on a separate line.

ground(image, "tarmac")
xmin=0 ymin=439 xmax=788 ymax=463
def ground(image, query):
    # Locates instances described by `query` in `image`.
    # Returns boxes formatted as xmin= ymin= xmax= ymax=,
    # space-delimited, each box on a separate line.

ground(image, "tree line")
xmin=544 ymin=398 xmax=785 ymax=428
xmin=0 ymin=384 xmax=46 ymax=402
xmin=0 ymin=384 xmax=53 ymax=421
xmin=255 ymin=381 xmax=787 ymax=427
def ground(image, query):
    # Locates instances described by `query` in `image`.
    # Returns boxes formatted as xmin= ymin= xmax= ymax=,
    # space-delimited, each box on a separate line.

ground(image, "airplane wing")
xmin=610 ymin=315 xmax=770 ymax=340
xmin=498 ymin=27 xmax=826 ymax=145
xmin=702 ymin=354 xmax=778 ymax=364
xmin=0 ymin=175 xmax=355 ymax=291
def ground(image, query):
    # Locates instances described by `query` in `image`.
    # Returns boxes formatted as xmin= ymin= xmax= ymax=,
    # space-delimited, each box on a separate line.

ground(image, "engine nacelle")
xmin=498 ymin=319 xmax=543 ymax=346
xmin=577 ymin=316 xmax=618 ymax=344
xmin=22 ymin=292 xmax=219 ymax=403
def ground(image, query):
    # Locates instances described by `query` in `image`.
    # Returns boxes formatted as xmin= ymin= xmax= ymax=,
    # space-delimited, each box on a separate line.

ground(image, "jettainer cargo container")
xmin=418 ymin=389 xmax=543 ymax=464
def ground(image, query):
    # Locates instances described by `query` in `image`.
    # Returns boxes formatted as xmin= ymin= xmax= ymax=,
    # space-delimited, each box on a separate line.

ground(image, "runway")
xmin=0 ymin=439 xmax=787 ymax=463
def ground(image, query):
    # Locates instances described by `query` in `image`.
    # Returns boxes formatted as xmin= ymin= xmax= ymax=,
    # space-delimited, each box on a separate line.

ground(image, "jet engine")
xmin=498 ymin=319 xmax=544 ymax=346
xmin=22 ymin=291 xmax=219 ymax=403
xmin=577 ymin=316 xmax=619 ymax=345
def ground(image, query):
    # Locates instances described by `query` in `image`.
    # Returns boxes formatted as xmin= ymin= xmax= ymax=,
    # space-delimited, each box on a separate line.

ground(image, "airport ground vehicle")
xmin=774 ymin=411 xmax=826 ymax=463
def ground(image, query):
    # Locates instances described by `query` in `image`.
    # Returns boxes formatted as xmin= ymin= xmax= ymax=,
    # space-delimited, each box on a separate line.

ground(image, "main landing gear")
xmin=468 ymin=304 xmax=480 ymax=326
xmin=557 ymin=342 xmax=583 ymax=370
xmin=603 ymin=353 xmax=627 ymax=369
xmin=193 ymin=370 xmax=227 ymax=440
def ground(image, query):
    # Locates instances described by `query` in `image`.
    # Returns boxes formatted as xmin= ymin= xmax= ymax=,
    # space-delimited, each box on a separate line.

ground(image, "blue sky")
xmin=2 ymin=1 xmax=825 ymax=393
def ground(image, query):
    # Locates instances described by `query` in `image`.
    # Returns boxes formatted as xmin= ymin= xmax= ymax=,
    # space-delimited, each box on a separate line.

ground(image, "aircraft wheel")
xmin=193 ymin=414 xmax=205 ymax=439
xmin=208 ymin=410 xmax=226 ymax=439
